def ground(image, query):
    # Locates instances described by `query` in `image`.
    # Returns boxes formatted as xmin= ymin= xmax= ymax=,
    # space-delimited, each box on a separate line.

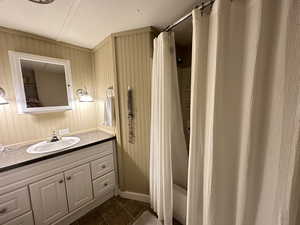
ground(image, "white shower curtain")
xmin=187 ymin=0 xmax=298 ymax=225
xmin=150 ymin=32 xmax=188 ymax=225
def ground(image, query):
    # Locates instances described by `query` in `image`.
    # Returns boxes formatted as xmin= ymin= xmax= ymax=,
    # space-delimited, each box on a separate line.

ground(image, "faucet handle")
xmin=0 ymin=144 xmax=5 ymax=153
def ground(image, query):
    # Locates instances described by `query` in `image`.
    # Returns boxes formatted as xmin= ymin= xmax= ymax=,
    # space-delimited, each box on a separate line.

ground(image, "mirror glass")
xmin=20 ymin=59 xmax=69 ymax=108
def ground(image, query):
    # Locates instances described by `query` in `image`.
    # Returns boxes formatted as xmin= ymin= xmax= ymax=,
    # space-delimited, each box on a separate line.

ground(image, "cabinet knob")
xmin=104 ymin=183 xmax=108 ymax=187
xmin=66 ymin=176 xmax=72 ymax=180
xmin=58 ymin=179 xmax=64 ymax=184
xmin=101 ymin=165 xmax=106 ymax=169
xmin=0 ymin=208 xmax=7 ymax=214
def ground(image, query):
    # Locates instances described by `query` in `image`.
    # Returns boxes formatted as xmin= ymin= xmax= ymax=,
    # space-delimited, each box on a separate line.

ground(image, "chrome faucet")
xmin=50 ymin=131 xmax=60 ymax=142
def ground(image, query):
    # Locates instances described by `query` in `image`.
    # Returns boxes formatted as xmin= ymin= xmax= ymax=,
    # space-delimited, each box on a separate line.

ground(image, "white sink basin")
xmin=27 ymin=137 xmax=80 ymax=154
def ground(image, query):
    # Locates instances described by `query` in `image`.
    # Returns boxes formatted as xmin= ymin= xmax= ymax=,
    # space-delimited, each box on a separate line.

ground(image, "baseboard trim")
xmin=119 ymin=190 xmax=150 ymax=203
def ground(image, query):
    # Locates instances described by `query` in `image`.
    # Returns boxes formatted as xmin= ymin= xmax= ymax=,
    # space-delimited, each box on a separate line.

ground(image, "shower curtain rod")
xmin=162 ymin=0 xmax=215 ymax=32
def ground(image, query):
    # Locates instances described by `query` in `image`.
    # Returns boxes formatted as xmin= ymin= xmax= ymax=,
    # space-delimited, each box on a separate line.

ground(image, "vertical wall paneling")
xmin=113 ymin=29 xmax=153 ymax=194
xmin=0 ymin=28 xmax=97 ymax=145
xmin=93 ymin=37 xmax=115 ymax=133
xmin=93 ymin=35 xmax=125 ymax=189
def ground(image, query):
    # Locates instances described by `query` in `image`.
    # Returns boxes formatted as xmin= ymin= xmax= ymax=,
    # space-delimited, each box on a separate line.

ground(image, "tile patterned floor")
xmin=70 ymin=197 xmax=182 ymax=225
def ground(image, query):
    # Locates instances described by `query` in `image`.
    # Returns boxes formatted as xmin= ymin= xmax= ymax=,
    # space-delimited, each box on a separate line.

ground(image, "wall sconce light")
xmin=0 ymin=87 xmax=8 ymax=105
xmin=76 ymin=88 xmax=94 ymax=102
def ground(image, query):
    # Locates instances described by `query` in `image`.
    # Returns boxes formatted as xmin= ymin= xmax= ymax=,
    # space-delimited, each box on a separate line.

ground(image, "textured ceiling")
xmin=0 ymin=0 xmax=199 ymax=49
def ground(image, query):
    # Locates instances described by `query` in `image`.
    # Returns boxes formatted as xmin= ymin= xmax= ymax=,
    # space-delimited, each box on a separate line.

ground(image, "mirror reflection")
xmin=20 ymin=59 xmax=69 ymax=108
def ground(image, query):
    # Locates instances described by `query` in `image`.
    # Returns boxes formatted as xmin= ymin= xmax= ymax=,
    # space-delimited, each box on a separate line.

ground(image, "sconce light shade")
xmin=0 ymin=87 xmax=8 ymax=105
xmin=76 ymin=88 xmax=94 ymax=102
xmin=79 ymin=94 xmax=93 ymax=102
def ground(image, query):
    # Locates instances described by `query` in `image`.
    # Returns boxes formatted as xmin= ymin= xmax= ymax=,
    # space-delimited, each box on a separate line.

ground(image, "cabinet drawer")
xmin=3 ymin=211 xmax=34 ymax=225
xmin=0 ymin=187 xmax=31 ymax=224
xmin=93 ymin=172 xmax=115 ymax=198
xmin=91 ymin=154 xmax=114 ymax=179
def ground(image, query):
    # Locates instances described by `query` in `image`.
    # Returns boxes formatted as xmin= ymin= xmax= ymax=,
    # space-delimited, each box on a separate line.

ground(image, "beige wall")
xmin=114 ymin=29 xmax=153 ymax=194
xmin=0 ymin=28 xmax=97 ymax=145
xmin=93 ymin=36 xmax=115 ymax=134
xmin=93 ymin=28 xmax=154 ymax=194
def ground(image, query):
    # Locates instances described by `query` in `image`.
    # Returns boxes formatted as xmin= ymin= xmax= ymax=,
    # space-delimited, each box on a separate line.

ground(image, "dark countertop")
xmin=0 ymin=130 xmax=116 ymax=173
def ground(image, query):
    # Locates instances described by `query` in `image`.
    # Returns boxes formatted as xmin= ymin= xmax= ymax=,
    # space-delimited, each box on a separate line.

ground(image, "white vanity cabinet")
xmin=93 ymin=172 xmax=115 ymax=198
xmin=91 ymin=154 xmax=114 ymax=179
xmin=64 ymin=164 xmax=93 ymax=212
xmin=0 ymin=187 xmax=31 ymax=224
xmin=0 ymin=139 xmax=118 ymax=225
xmin=29 ymin=173 xmax=68 ymax=225
xmin=2 ymin=212 xmax=34 ymax=225
xmin=29 ymin=164 xmax=93 ymax=225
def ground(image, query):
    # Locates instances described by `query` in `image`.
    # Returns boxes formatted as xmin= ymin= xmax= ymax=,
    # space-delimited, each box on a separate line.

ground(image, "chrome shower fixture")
xmin=28 ymin=0 xmax=55 ymax=4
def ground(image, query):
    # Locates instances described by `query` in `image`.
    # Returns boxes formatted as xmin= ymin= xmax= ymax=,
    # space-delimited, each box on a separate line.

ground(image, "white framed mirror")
xmin=9 ymin=51 xmax=74 ymax=114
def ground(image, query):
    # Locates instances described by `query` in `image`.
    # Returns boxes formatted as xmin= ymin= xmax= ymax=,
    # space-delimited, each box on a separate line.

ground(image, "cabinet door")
xmin=64 ymin=164 xmax=93 ymax=212
xmin=29 ymin=173 xmax=68 ymax=225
